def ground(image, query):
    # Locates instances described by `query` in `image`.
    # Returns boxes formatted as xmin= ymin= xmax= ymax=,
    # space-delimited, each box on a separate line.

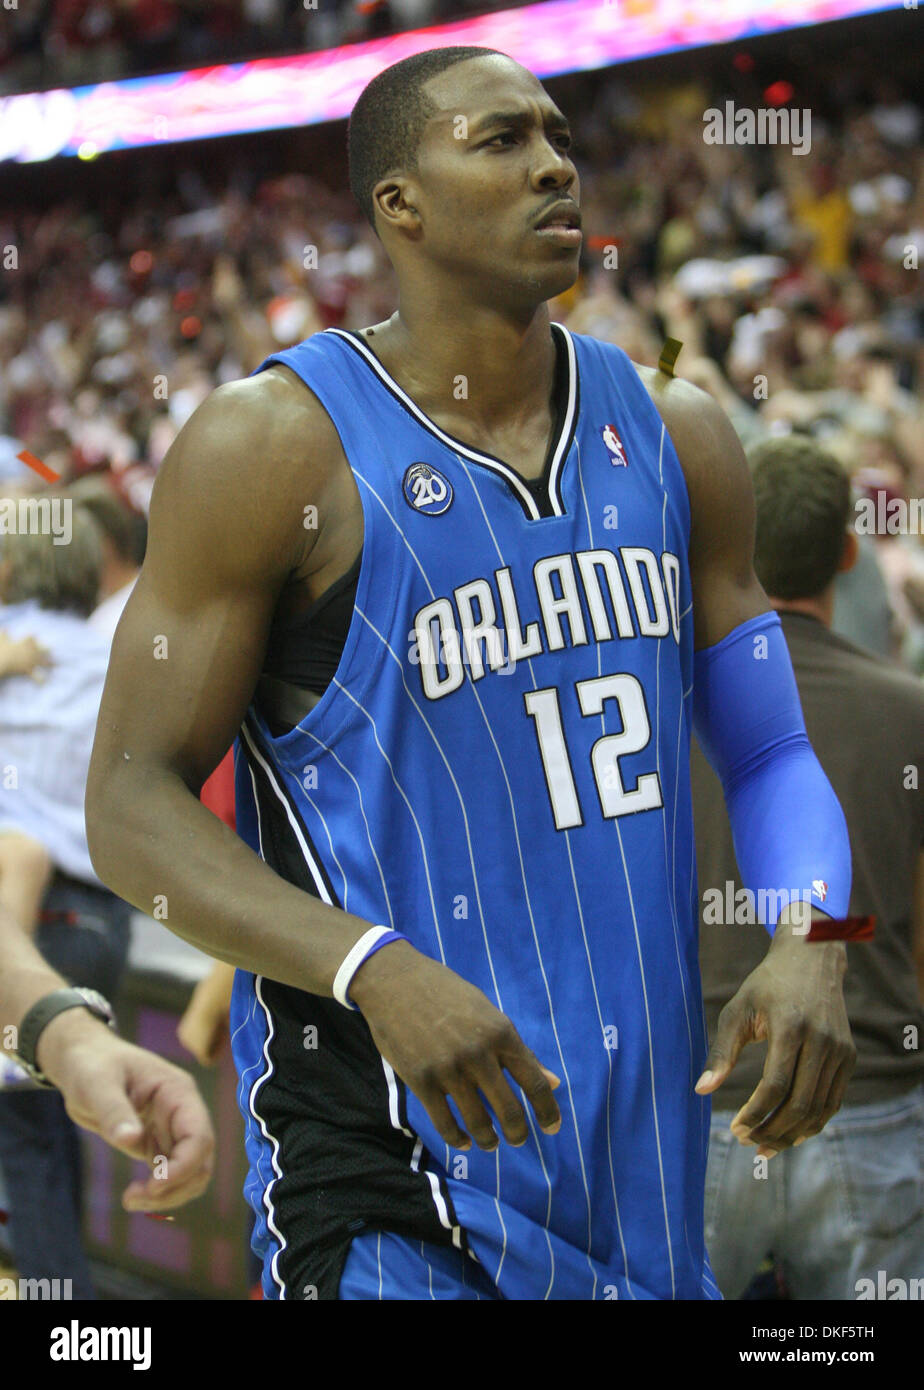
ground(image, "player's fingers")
xmin=416 ymin=1083 xmax=472 ymax=1152
xmin=746 ymin=1016 xmax=854 ymax=1154
xmin=754 ymin=1050 xmax=838 ymax=1151
xmin=746 ymin=1039 xmax=829 ymax=1153
xmin=730 ymin=1032 xmax=802 ymax=1142
xmin=696 ymin=996 xmax=750 ymax=1093
xmin=808 ymin=1053 xmax=855 ymax=1137
xmin=500 ymin=1038 xmax=561 ymax=1134
xmin=446 ymin=1075 xmax=500 ymax=1152
xmin=467 ymin=1058 xmax=530 ymax=1147
xmin=756 ymin=1034 xmax=852 ymax=1150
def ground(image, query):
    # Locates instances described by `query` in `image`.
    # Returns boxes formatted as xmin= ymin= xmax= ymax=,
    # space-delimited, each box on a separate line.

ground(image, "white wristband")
xmin=332 ymin=925 xmax=403 ymax=1010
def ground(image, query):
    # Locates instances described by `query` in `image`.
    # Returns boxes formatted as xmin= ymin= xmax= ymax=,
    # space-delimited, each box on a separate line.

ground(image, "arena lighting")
xmin=0 ymin=0 xmax=900 ymax=164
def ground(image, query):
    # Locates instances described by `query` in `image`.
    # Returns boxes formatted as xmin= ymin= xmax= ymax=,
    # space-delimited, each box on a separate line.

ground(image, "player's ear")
xmin=373 ymin=177 xmax=423 ymax=240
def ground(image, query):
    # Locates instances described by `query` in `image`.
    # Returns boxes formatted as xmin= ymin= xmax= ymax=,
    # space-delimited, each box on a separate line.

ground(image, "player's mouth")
xmin=535 ymin=225 xmax=583 ymax=246
xmin=533 ymin=202 xmax=583 ymax=246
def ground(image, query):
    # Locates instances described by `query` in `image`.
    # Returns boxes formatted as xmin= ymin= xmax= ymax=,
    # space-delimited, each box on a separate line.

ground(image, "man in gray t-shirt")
xmin=694 ymin=435 xmax=924 ymax=1301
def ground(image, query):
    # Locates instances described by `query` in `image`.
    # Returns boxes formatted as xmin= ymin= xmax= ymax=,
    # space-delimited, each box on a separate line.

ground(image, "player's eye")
xmin=482 ymin=130 xmax=572 ymax=152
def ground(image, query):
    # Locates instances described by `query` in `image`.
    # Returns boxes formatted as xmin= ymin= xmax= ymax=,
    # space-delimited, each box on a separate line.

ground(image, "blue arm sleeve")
xmin=692 ymin=611 xmax=851 ymax=933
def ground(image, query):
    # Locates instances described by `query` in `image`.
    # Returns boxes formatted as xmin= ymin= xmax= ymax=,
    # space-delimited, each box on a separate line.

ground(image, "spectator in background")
xmin=0 ymin=503 xmax=136 ymax=1298
xmin=0 ymin=504 xmax=112 ymax=890
xmin=177 ymin=959 xmax=236 ymax=1066
xmin=0 ymin=831 xmax=52 ymax=942
xmin=832 ymin=532 xmax=894 ymax=660
xmin=0 ymin=625 xmax=55 ymax=943
xmin=69 ymin=472 xmax=147 ymax=643
xmin=693 ymin=435 xmax=924 ymax=1300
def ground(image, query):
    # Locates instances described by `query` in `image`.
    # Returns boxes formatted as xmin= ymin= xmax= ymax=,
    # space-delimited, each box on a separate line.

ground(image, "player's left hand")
xmin=36 ymin=1007 xmax=215 ymax=1209
xmin=694 ymin=906 xmax=856 ymax=1158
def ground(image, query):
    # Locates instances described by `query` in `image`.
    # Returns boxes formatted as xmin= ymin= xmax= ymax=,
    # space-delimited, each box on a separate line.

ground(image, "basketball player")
xmin=86 ymin=47 xmax=855 ymax=1299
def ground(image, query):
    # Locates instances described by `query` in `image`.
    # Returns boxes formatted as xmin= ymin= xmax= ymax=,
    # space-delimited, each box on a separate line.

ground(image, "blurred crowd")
xmin=0 ymin=0 xmax=522 ymax=93
xmin=2 ymin=44 xmax=921 ymax=669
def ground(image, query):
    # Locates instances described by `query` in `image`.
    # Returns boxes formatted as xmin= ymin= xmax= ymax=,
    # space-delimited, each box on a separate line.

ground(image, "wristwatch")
xmin=14 ymin=987 xmax=116 ymax=1089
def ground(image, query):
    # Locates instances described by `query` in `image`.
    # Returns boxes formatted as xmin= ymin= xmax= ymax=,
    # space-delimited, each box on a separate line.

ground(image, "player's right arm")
xmin=86 ymin=369 xmax=560 ymax=1153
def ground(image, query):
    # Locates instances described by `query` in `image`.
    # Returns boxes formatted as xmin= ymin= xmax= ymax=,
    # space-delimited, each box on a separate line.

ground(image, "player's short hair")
xmin=0 ymin=499 xmax=102 ymax=617
xmin=746 ymin=435 xmax=851 ymax=599
xmin=348 ymin=46 xmax=507 ymax=234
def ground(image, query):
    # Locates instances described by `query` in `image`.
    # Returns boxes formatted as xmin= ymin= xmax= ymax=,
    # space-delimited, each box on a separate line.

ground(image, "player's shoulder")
xmin=568 ymin=326 xmax=737 ymax=455
xmin=189 ymin=363 xmax=342 ymax=465
xmin=629 ymin=360 xmax=753 ymax=532
xmin=156 ymin=361 xmax=346 ymax=517
xmin=567 ymin=329 xmax=751 ymax=527
xmin=147 ymin=360 xmax=349 ymax=581
xmin=631 ymin=362 xmax=736 ymax=453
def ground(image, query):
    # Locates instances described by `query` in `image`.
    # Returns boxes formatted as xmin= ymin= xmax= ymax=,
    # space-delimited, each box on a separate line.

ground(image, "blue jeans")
xmin=0 ymin=874 xmax=131 ymax=1299
xmin=705 ymin=1084 xmax=924 ymax=1300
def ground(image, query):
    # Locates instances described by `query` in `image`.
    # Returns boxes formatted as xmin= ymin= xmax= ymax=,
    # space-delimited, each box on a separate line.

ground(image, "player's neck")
xmin=769 ymin=591 xmax=834 ymax=627
xmin=363 ymin=301 xmax=558 ymax=435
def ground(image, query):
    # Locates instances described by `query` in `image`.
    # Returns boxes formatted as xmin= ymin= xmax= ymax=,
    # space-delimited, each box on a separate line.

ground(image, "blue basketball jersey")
xmin=230 ymin=321 xmax=720 ymax=1301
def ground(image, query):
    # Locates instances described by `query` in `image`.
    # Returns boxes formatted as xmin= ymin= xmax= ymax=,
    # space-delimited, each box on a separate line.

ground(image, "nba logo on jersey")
xmin=812 ymin=879 xmax=828 ymax=902
xmin=403 ymin=462 xmax=454 ymax=515
xmin=602 ymin=423 xmax=628 ymax=466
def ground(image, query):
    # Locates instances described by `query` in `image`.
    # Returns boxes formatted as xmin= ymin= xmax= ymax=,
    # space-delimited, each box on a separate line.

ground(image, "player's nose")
xmin=531 ymin=149 xmax=577 ymax=197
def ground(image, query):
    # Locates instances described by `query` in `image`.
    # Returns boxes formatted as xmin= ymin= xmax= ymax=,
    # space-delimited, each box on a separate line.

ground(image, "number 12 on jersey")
xmin=524 ymin=674 xmax=664 ymax=830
